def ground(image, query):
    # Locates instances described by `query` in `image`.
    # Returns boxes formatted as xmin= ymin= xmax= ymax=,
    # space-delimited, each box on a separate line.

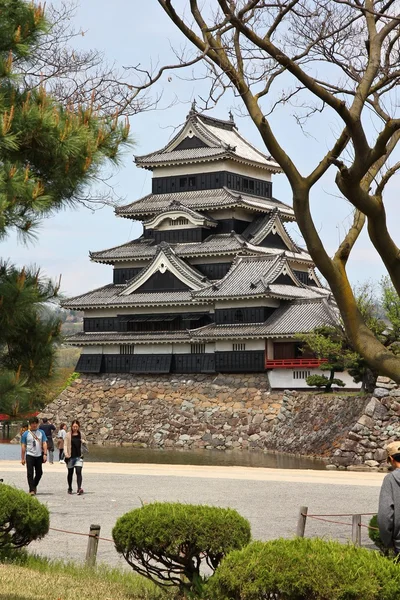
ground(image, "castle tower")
xmin=64 ymin=108 xmax=336 ymax=388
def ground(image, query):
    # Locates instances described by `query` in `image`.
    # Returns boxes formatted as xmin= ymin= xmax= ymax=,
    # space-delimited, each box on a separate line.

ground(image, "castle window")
xmin=170 ymin=217 xmax=189 ymax=227
xmin=233 ymin=343 xmax=246 ymax=351
xmin=234 ymin=309 xmax=244 ymax=322
xmin=179 ymin=177 xmax=187 ymax=189
xmin=191 ymin=343 xmax=205 ymax=354
xmin=120 ymin=344 xmax=135 ymax=355
xmin=188 ymin=176 xmax=196 ymax=188
xmin=293 ymin=370 xmax=310 ymax=380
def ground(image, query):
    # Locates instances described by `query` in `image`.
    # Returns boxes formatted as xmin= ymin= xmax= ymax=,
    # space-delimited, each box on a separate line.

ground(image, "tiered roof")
xmin=65 ymin=108 xmax=335 ymax=346
xmin=193 ymin=254 xmax=325 ymax=300
xmin=134 ymin=109 xmax=282 ymax=172
xmin=67 ymin=298 xmax=336 ymax=345
xmin=66 ymin=250 xmax=325 ymax=310
xmin=115 ymin=188 xmax=295 ymax=221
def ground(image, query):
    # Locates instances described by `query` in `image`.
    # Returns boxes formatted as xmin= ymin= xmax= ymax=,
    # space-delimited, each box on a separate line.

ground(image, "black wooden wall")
xmin=75 ymin=350 xmax=266 ymax=374
xmin=151 ymin=171 xmax=273 ymax=199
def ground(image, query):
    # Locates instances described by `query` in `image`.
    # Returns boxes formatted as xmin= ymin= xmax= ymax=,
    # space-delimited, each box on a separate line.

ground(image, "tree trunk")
xmin=362 ymin=368 xmax=377 ymax=393
xmin=292 ymin=191 xmax=400 ymax=383
xmin=325 ymin=369 xmax=335 ymax=392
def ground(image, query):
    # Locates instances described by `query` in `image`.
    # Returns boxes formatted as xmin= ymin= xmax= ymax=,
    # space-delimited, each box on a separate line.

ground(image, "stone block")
xmin=364 ymin=460 xmax=379 ymax=467
xmin=373 ymin=388 xmax=390 ymax=398
xmin=341 ymin=440 xmax=358 ymax=452
xmin=357 ymin=414 xmax=374 ymax=428
xmin=364 ymin=398 xmax=379 ymax=417
xmin=374 ymin=448 xmax=387 ymax=462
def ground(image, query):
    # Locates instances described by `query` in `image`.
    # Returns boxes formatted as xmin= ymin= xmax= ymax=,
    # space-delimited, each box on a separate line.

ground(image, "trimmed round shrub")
xmin=206 ymin=537 xmax=400 ymax=600
xmin=112 ymin=502 xmax=251 ymax=592
xmin=0 ymin=483 xmax=49 ymax=550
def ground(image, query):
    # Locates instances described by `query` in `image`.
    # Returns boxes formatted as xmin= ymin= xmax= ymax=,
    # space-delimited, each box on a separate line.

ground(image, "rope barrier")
xmin=305 ymin=513 xmax=376 ymax=517
xmin=304 ymin=515 xmax=353 ymax=527
xmin=49 ymin=526 xmax=114 ymax=543
xmin=359 ymin=523 xmax=379 ymax=531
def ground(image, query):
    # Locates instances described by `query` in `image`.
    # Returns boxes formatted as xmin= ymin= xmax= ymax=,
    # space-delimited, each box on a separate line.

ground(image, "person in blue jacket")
xmin=21 ymin=416 xmax=48 ymax=495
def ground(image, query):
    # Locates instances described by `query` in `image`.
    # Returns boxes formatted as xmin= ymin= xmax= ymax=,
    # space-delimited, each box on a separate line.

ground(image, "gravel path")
xmin=1 ymin=461 xmax=384 ymax=568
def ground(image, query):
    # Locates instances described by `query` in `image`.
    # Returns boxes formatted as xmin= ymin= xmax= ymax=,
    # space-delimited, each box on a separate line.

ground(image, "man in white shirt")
xmin=21 ymin=416 xmax=48 ymax=495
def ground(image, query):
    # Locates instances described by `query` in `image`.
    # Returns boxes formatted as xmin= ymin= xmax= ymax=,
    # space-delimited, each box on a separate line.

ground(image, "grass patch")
xmin=0 ymin=551 xmax=172 ymax=600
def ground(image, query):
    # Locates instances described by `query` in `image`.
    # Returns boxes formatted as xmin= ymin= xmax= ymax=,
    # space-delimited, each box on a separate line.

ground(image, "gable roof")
xmin=143 ymin=201 xmax=217 ymax=229
xmin=135 ymin=110 xmax=282 ymax=172
xmin=116 ymin=188 xmax=295 ymax=221
xmin=243 ymin=209 xmax=300 ymax=251
xmin=191 ymin=298 xmax=337 ymax=340
xmin=193 ymin=254 xmax=326 ymax=300
xmin=120 ymin=244 xmax=208 ymax=295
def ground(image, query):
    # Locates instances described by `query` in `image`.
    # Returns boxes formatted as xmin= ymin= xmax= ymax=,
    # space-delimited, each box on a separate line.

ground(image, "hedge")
xmin=112 ymin=502 xmax=251 ymax=593
xmin=0 ymin=483 xmax=49 ymax=550
xmin=206 ymin=537 xmax=400 ymax=600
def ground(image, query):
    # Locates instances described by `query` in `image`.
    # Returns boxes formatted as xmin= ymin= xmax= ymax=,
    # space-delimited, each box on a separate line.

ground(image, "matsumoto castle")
xmin=65 ymin=106 xmax=355 ymax=389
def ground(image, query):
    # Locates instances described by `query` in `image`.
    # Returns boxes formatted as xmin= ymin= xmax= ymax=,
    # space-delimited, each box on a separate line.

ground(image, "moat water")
xmin=0 ymin=424 xmax=325 ymax=470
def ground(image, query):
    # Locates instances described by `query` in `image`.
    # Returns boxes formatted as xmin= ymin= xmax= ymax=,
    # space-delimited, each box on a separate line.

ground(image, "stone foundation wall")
xmin=40 ymin=373 xmax=400 ymax=468
xmin=328 ymin=377 xmax=400 ymax=470
xmin=42 ymin=374 xmax=281 ymax=450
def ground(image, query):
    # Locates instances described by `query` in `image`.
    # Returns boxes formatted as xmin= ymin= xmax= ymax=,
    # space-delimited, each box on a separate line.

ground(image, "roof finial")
xmin=187 ymin=99 xmax=197 ymax=119
xmin=229 ymin=109 xmax=235 ymax=123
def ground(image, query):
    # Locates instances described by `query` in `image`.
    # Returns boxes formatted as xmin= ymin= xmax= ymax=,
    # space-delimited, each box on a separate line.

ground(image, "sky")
xmin=1 ymin=0 xmax=399 ymax=298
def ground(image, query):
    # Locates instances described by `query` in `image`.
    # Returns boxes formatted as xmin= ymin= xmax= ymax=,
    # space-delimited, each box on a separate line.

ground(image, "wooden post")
xmin=296 ymin=506 xmax=308 ymax=537
xmin=85 ymin=524 xmax=101 ymax=567
xmin=352 ymin=514 xmax=361 ymax=546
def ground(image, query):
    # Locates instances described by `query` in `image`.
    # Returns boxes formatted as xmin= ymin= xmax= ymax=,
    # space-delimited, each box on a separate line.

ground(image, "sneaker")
xmin=67 ymin=488 xmax=73 ymax=495
xmin=29 ymin=491 xmax=35 ymax=496
xmin=59 ymin=460 xmax=65 ymax=464
xmin=77 ymin=488 xmax=84 ymax=495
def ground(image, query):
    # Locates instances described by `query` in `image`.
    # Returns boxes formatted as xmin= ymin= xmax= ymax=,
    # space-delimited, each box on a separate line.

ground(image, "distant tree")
xmin=0 ymin=368 xmax=31 ymax=417
xmin=153 ymin=0 xmax=400 ymax=382
xmin=0 ymin=262 xmax=62 ymax=411
xmin=299 ymin=279 xmax=400 ymax=392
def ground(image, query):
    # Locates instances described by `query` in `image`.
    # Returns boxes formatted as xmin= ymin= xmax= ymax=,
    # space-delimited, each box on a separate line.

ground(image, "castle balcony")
xmin=265 ymin=358 xmax=328 ymax=369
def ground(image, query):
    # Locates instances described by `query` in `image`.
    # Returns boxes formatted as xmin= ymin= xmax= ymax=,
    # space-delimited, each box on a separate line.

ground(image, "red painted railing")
xmin=265 ymin=358 xmax=328 ymax=369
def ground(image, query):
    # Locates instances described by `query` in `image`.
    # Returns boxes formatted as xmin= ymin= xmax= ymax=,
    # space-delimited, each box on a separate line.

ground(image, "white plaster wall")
xmin=190 ymin=257 xmax=233 ymax=266
xmin=215 ymin=339 xmax=265 ymax=351
xmin=81 ymin=346 xmax=102 ymax=354
xmin=211 ymin=208 xmax=254 ymax=222
xmin=135 ymin=344 xmax=173 ymax=354
xmin=111 ymin=261 xmax=148 ymax=269
xmin=102 ymin=346 xmax=120 ymax=354
xmin=268 ymin=369 xmax=362 ymax=389
xmin=215 ymin=299 xmax=280 ymax=308
xmin=266 ymin=339 xmax=274 ymax=359
xmin=153 ymin=160 xmax=272 ymax=181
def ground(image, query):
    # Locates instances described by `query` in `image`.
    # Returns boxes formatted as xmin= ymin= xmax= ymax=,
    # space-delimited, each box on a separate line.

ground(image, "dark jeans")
xmin=58 ymin=448 xmax=64 ymax=461
xmin=26 ymin=454 xmax=43 ymax=492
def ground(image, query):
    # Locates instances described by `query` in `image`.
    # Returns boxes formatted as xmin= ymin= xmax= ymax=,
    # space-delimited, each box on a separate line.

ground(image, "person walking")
xmin=64 ymin=420 xmax=87 ymax=495
xmin=39 ymin=417 xmax=56 ymax=464
xmin=57 ymin=423 xmax=67 ymax=463
xmin=378 ymin=441 xmax=400 ymax=555
xmin=21 ymin=416 xmax=48 ymax=495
